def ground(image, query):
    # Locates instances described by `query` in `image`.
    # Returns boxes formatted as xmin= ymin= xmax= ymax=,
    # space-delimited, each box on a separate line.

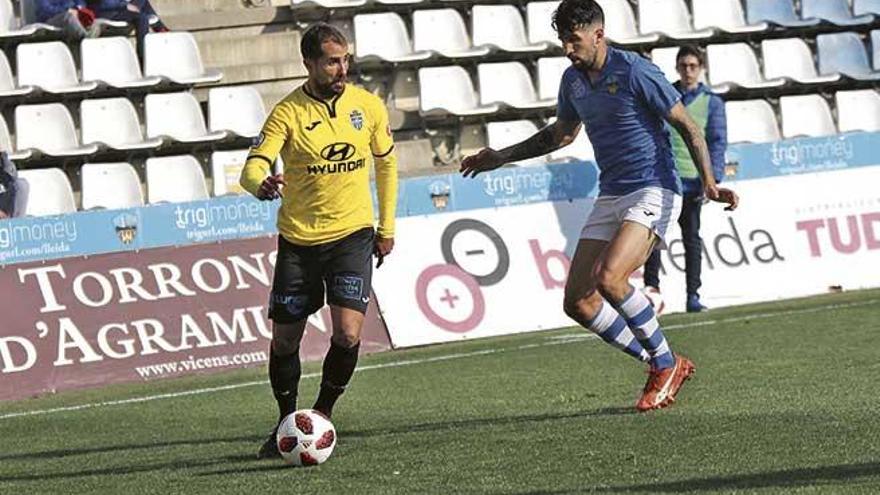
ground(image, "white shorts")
xmin=580 ymin=187 xmax=682 ymax=248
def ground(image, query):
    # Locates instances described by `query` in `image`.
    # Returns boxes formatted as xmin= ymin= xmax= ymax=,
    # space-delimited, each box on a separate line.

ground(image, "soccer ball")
xmin=276 ymin=409 xmax=337 ymax=466
xmin=643 ymin=286 xmax=666 ymax=316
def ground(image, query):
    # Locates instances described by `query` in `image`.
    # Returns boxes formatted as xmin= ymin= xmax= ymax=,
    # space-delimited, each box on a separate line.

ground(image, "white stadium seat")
xmin=0 ymin=50 xmax=33 ymax=98
xmin=82 ymin=37 xmax=162 ymax=89
xmin=527 ymin=1 xmax=561 ymax=46
xmin=19 ymin=168 xmax=76 ymax=216
xmin=472 ymin=5 xmax=550 ymax=53
xmin=0 ymin=114 xmax=30 ymax=161
xmin=835 ymin=90 xmax=880 ymax=132
xmin=17 ymin=42 xmax=98 ymax=95
xmin=291 ymin=0 xmax=366 ymax=8
xmin=638 ymin=0 xmax=714 ymax=40
xmin=146 ymin=155 xmax=209 ymax=204
xmin=537 ymin=56 xmax=570 ymax=101
xmin=208 ymin=86 xmax=267 ymax=138
xmin=487 ymin=120 xmax=546 ymax=166
xmin=81 ymin=98 xmax=163 ymax=151
xmin=780 ymin=95 xmax=837 ymax=138
xmin=761 ymin=38 xmax=842 ymax=85
xmin=725 ymin=100 xmax=781 ymax=143
xmin=478 ymin=62 xmax=554 ymax=109
xmin=211 ymin=150 xmax=250 ymax=196
xmin=16 ymin=103 xmax=99 ymax=157
xmin=81 ymin=162 xmax=145 ymax=209
xmin=596 ymin=0 xmax=660 ymax=44
xmin=144 ymin=32 xmax=222 ymax=85
xmin=418 ymin=66 xmax=499 ymax=116
xmin=145 ymin=92 xmax=227 ymax=144
xmin=706 ymin=43 xmax=785 ymax=89
xmin=692 ymin=0 xmax=769 ymax=33
xmin=354 ymin=13 xmax=432 ymax=63
xmin=413 ymin=9 xmax=491 ymax=58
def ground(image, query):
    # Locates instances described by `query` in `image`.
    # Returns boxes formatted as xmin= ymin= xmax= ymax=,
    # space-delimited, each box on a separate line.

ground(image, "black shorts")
xmin=268 ymin=227 xmax=374 ymax=323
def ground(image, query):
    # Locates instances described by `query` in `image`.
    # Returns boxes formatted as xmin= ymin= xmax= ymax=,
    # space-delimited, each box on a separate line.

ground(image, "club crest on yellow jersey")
xmin=349 ymin=109 xmax=364 ymax=130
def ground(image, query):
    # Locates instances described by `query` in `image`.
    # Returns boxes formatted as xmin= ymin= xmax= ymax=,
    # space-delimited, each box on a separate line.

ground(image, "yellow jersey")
xmin=239 ymin=83 xmax=398 ymax=246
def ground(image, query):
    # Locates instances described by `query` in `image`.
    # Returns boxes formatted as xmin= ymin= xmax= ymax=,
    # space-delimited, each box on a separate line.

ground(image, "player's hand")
xmin=373 ymin=236 xmax=394 ymax=268
xmin=705 ymin=184 xmax=739 ymax=211
xmin=460 ymin=148 xmax=505 ymax=178
xmin=257 ymin=174 xmax=285 ymax=201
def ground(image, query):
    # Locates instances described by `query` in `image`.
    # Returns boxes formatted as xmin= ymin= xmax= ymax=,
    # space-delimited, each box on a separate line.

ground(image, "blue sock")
xmin=585 ymin=300 xmax=650 ymax=362
xmin=615 ymin=288 xmax=674 ymax=369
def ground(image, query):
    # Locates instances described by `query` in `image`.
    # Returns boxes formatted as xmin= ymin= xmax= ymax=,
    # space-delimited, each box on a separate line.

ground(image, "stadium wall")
xmin=2 ymin=132 xmax=879 ymax=397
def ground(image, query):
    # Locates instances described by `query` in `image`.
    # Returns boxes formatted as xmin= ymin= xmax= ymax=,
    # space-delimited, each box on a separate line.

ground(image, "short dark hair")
xmin=552 ymin=0 xmax=605 ymax=36
xmin=676 ymin=45 xmax=705 ymax=66
xmin=300 ymin=22 xmax=348 ymax=61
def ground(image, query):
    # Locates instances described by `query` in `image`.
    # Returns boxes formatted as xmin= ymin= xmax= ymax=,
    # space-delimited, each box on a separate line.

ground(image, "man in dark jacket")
xmin=0 ymin=152 xmax=28 ymax=219
xmin=35 ymin=0 xmax=99 ymax=41
xmin=643 ymin=45 xmax=727 ymax=313
xmin=88 ymin=0 xmax=168 ymax=63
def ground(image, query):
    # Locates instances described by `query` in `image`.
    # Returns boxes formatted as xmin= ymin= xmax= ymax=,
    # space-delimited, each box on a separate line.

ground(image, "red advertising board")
xmin=0 ymin=236 xmax=391 ymax=401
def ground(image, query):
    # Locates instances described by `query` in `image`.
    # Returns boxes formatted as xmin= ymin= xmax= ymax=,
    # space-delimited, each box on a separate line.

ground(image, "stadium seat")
xmin=354 ymin=13 xmax=432 ymax=63
xmin=472 ymin=5 xmax=550 ymax=53
xmin=527 ymin=1 xmax=561 ymax=46
xmin=18 ymin=168 xmax=76 ymax=216
xmin=211 ymin=150 xmax=249 ymax=196
xmin=872 ymin=30 xmax=880 ymax=69
xmin=706 ymin=43 xmax=785 ymax=89
xmin=208 ymin=86 xmax=266 ymax=139
xmin=144 ymin=32 xmax=222 ymax=85
xmin=81 ymin=162 xmax=145 ymax=209
xmin=0 ymin=50 xmax=33 ymax=98
xmin=413 ymin=9 xmax=490 ymax=58
xmin=761 ymin=38 xmax=841 ymax=85
xmin=146 ymin=155 xmax=209 ymax=204
xmin=746 ymin=0 xmax=821 ymax=27
xmin=817 ymin=32 xmax=880 ymax=81
xmin=478 ymin=62 xmax=553 ymax=109
xmin=836 ymin=90 xmax=880 ymax=132
xmin=596 ymin=0 xmax=659 ymax=44
xmin=725 ymin=100 xmax=781 ymax=143
xmin=290 ymin=0 xmax=367 ymax=8
xmin=549 ymin=124 xmax=595 ymax=162
xmin=9 ymin=0 xmax=61 ymax=38
xmin=638 ymin=0 xmax=714 ymax=40
xmin=537 ymin=57 xmax=569 ymax=101
xmin=487 ymin=120 xmax=546 ymax=166
xmin=17 ymin=42 xmax=98 ymax=95
xmin=692 ymin=0 xmax=769 ymax=34
xmin=854 ymin=0 xmax=880 ymax=16
xmin=81 ymin=37 xmax=162 ymax=89
xmin=375 ymin=0 xmax=423 ymax=4
xmin=780 ymin=95 xmax=837 ymax=138
xmin=15 ymin=103 xmax=99 ymax=158
xmin=0 ymin=114 xmax=31 ymax=161
xmin=80 ymin=98 xmax=163 ymax=151
xmin=418 ymin=66 xmax=499 ymax=116
xmin=802 ymin=0 xmax=873 ymax=26
xmin=145 ymin=92 xmax=227 ymax=144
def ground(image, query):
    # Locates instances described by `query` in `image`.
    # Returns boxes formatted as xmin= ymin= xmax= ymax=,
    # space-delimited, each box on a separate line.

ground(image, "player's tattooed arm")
xmin=460 ymin=119 xmax=581 ymax=178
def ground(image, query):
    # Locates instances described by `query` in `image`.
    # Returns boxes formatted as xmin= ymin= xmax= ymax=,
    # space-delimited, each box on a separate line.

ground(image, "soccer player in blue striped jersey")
xmin=460 ymin=0 xmax=738 ymax=411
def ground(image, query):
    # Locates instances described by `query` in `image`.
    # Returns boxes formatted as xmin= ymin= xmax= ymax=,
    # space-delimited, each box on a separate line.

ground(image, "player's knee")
xmin=594 ymin=265 xmax=625 ymax=299
xmin=332 ymin=332 xmax=360 ymax=349
xmin=271 ymin=336 xmax=300 ymax=357
xmin=563 ymin=293 xmax=600 ymax=322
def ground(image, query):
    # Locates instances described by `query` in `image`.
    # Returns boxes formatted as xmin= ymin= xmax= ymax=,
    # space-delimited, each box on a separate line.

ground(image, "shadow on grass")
xmin=587 ymin=461 xmax=880 ymax=493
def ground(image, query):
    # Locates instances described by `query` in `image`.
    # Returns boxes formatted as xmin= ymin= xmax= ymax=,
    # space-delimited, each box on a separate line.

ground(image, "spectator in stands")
xmin=0 ymin=152 xmax=28 ymax=219
xmin=643 ymin=45 xmax=727 ymax=313
xmin=88 ymin=0 xmax=169 ymax=63
xmin=35 ymin=0 xmax=100 ymax=41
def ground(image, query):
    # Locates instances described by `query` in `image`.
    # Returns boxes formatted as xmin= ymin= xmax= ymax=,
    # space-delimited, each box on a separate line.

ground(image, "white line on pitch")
xmin=0 ymin=298 xmax=875 ymax=421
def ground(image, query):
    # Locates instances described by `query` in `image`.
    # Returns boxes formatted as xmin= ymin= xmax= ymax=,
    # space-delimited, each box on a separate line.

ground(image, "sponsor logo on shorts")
xmin=271 ymin=292 xmax=310 ymax=316
xmin=332 ymin=275 xmax=365 ymax=302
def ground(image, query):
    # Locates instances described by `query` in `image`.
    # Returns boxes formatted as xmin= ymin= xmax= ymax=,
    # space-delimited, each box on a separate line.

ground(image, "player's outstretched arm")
xmin=460 ymin=119 xmax=581 ymax=178
xmin=666 ymin=103 xmax=739 ymax=211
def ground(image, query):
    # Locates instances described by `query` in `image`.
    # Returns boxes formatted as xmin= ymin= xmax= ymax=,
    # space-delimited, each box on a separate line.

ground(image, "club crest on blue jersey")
xmin=349 ymin=109 xmax=364 ymax=131
xmin=606 ymin=78 xmax=619 ymax=95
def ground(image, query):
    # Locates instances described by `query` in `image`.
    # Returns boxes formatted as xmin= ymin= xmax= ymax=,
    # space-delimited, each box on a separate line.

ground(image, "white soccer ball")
xmin=643 ymin=287 xmax=666 ymax=316
xmin=277 ymin=409 xmax=337 ymax=466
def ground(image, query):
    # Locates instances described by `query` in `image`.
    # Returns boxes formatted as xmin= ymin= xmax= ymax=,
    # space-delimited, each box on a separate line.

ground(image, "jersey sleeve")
xmin=368 ymin=97 xmax=398 ymax=239
xmin=556 ymin=70 xmax=580 ymax=122
xmin=631 ymin=58 xmax=681 ymax=118
xmin=239 ymin=103 xmax=291 ymax=197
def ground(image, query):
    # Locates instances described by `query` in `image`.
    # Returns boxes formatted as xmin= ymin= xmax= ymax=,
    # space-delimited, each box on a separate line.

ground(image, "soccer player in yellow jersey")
xmin=239 ymin=23 xmax=398 ymax=459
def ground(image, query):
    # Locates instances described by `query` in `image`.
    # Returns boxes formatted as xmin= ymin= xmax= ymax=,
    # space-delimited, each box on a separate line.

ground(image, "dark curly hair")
xmin=552 ymin=0 xmax=605 ymax=36
xmin=300 ymin=22 xmax=348 ymax=61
